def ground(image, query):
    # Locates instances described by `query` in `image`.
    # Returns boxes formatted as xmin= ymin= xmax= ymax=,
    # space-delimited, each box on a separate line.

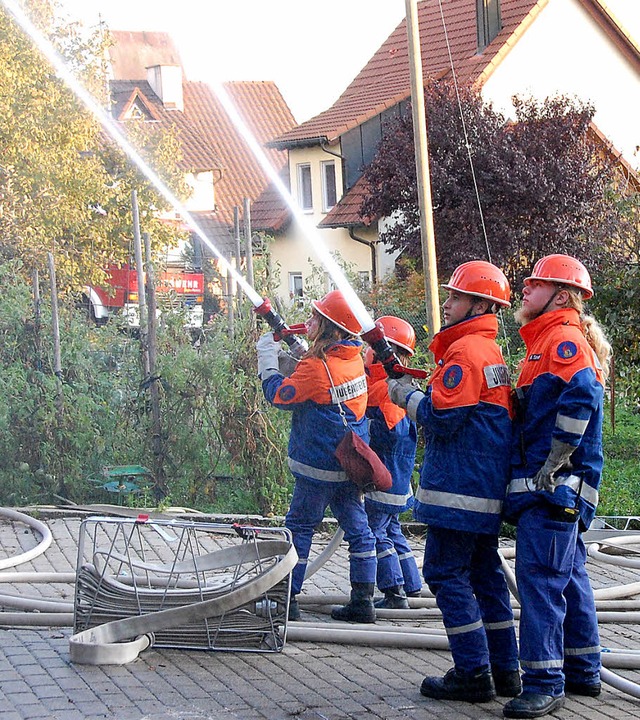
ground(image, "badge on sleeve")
xmin=278 ymin=385 xmax=297 ymax=401
xmin=557 ymin=341 xmax=578 ymax=360
xmin=442 ymin=364 xmax=464 ymax=390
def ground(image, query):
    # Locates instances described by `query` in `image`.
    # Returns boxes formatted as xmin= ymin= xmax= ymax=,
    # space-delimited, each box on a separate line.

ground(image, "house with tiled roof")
xmin=267 ymin=0 xmax=640 ymax=293
xmin=107 ymin=30 xmax=296 ymax=274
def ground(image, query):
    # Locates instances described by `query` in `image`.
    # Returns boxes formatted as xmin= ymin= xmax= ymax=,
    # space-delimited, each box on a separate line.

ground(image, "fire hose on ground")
xmin=1 ymin=508 xmax=640 ymax=700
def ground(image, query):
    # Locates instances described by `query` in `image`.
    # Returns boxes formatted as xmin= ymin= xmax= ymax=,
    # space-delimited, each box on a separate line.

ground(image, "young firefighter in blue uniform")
xmin=388 ymin=261 xmax=520 ymax=703
xmin=502 ymin=255 xmax=611 ymax=720
xmin=363 ymin=316 xmax=422 ymax=608
xmin=256 ymin=290 xmax=378 ymax=623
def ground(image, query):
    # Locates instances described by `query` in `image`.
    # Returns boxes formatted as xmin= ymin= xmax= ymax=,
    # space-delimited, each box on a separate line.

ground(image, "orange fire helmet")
xmin=312 ymin=290 xmax=362 ymax=335
xmin=442 ymin=261 xmax=511 ymax=307
xmin=376 ymin=316 xmax=416 ymax=356
xmin=524 ymin=254 xmax=593 ymax=299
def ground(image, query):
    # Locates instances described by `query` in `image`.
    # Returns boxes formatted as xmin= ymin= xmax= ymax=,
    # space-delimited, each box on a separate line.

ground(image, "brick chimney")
xmin=147 ymin=64 xmax=184 ymax=111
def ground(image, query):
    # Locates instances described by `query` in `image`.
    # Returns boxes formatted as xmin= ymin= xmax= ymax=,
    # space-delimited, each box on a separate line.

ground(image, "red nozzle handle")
xmin=278 ymin=323 xmax=308 ymax=338
xmin=392 ymin=364 xmax=428 ymax=379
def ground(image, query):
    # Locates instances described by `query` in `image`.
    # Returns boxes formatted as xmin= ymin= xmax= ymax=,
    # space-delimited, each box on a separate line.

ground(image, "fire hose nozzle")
xmin=362 ymin=323 xmax=427 ymax=380
xmin=254 ymin=297 xmax=308 ymax=358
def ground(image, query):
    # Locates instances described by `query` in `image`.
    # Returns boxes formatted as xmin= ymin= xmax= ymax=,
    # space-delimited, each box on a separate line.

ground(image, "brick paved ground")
xmin=1 ymin=510 xmax=640 ymax=720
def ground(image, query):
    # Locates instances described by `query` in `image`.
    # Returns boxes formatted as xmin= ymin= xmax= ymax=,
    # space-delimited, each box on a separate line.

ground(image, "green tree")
xmin=0 ymin=0 xmax=189 ymax=294
xmin=361 ymin=81 xmax=627 ymax=287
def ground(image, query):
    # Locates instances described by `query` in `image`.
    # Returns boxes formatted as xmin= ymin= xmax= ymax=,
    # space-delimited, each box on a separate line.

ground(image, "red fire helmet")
xmin=442 ymin=261 xmax=511 ymax=307
xmin=312 ymin=290 xmax=362 ymax=335
xmin=524 ymin=254 xmax=593 ymax=299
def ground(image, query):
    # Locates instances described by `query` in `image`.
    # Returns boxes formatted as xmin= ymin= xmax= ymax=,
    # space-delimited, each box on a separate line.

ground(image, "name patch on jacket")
xmin=483 ymin=364 xmax=510 ymax=389
xmin=329 ymin=375 xmax=367 ymax=404
xmin=528 ymin=353 xmax=542 ymax=362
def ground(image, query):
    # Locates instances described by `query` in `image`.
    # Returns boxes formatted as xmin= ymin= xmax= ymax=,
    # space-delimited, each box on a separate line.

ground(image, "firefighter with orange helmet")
xmin=363 ymin=316 xmax=422 ymax=608
xmin=387 ymin=260 xmax=519 ymax=703
xmin=256 ymin=290 xmax=378 ymax=623
xmin=502 ymin=255 xmax=611 ymax=719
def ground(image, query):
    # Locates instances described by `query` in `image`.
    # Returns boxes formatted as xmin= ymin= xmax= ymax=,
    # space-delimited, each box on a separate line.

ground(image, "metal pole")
xmin=405 ymin=0 xmax=441 ymax=339
xmin=131 ymin=190 xmax=150 ymax=378
xmin=234 ymin=206 xmax=242 ymax=304
xmin=47 ymin=253 xmax=64 ymax=417
xmin=243 ymin=197 xmax=254 ymax=289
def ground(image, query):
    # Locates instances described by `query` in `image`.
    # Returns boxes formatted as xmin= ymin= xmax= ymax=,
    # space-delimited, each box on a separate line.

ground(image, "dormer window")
xmin=477 ymin=0 xmax=502 ymax=52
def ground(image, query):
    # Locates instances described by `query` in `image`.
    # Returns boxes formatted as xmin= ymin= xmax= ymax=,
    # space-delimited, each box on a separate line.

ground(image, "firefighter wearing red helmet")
xmin=387 ymin=260 xmax=519 ymax=703
xmin=256 ymin=289 xmax=378 ymax=623
xmin=502 ymin=255 xmax=611 ymax=719
xmin=363 ymin=316 xmax=422 ymax=609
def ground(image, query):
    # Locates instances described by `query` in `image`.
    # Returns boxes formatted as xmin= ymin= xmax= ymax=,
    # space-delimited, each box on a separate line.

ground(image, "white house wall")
xmin=483 ymin=0 xmax=640 ymax=168
xmin=270 ymin=145 xmax=372 ymax=303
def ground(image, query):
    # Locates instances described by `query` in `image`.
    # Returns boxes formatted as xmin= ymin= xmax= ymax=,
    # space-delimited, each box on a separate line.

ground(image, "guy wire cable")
xmin=436 ymin=0 xmax=512 ymax=357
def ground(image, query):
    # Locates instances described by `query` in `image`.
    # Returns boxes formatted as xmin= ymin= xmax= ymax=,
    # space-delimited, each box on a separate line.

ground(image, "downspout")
xmin=349 ymin=227 xmax=377 ymax=284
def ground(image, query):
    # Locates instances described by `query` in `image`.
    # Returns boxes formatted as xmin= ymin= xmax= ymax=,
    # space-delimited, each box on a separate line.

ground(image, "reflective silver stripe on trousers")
xmin=377 ymin=548 xmax=397 ymax=560
xmin=507 ymin=475 xmax=598 ymax=506
xmin=397 ymin=551 xmax=414 ymax=561
xmin=364 ymin=490 xmax=413 ymax=506
xmin=445 ymin=619 xmax=484 ymax=636
xmin=565 ymin=645 xmax=601 ymax=656
xmin=556 ymin=413 xmax=589 ymax=436
xmin=350 ymin=550 xmax=377 ymax=559
xmin=288 ymin=458 xmax=348 ymax=482
xmin=415 ymin=487 xmax=502 ymax=515
xmin=520 ymin=658 xmax=564 ymax=669
xmin=295 ymin=558 xmax=308 ymax=567
xmin=484 ymin=619 xmax=515 ymax=630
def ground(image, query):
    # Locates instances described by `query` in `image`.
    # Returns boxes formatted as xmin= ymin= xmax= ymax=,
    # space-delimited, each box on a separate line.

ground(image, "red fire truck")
xmin=83 ymin=264 xmax=205 ymax=329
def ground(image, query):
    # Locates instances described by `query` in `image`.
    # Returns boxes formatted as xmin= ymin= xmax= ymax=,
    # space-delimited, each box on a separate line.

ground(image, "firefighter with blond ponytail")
xmin=386 ymin=261 xmax=520 ymax=704
xmin=503 ymin=255 xmax=611 ymax=719
xmin=256 ymin=290 xmax=378 ymax=624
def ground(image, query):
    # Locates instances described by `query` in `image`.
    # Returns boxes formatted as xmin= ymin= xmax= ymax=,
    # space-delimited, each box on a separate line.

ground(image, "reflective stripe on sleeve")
xmin=507 ymin=475 xmax=598 ymax=506
xmin=556 ymin=413 xmax=589 ymax=436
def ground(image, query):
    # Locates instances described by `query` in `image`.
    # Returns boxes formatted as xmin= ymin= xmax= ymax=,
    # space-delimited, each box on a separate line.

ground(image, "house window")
xmin=358 ymin=271 xmax=371 ymax=291
xmin=476 ymin=0 xmax=502 ymax=52
xmin=289 ymin=273 xmax=303 ymax=298
xmin=321 ymin=161 xmax=337 ymax=212
xmin=297 ymin=164 xmax=313 ymax=212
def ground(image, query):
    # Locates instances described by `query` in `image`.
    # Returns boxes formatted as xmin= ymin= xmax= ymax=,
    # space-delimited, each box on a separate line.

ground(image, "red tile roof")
xmin=319 ymin=175 xmax=373 ymax=229
xmin=109 ymin=31 xmax=183 ymax=79
xmin=251 ymin=168 xmax=292 ymax=233
xmin=110 ymin=79 xmax=222 ymax=173
xmin=184 ymin=81 xmax=296 ymax=226
xmin=272 ymin=0 xmax=639 ymax=148
xmin=107 ymin=30 xmax=297 ymax=244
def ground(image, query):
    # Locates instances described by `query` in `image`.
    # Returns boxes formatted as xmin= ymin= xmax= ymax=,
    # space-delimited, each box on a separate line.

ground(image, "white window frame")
xmin=321 ymin=160 xmax=337 ymax=212
xmin=297 ymin=163 xmax=313 ymax=212
xmin=289 ymin=272 xmax=304 ymax=298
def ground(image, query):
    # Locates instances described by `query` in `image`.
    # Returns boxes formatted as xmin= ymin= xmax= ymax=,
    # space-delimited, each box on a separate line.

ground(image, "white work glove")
xmin=533 ymin=438 xmax=575 ymax=492
xmin=256 ymin=332 xmax=281 ymax=380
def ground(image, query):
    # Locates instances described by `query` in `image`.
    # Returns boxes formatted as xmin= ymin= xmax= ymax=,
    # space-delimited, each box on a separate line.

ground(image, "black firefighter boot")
xmin=331 ymin=582 xmax=376 ymax=623
xmin=374 ymin=585 xmax=410 ymax=609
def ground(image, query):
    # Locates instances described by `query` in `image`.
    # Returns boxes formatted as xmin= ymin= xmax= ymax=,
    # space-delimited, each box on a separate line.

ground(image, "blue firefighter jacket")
xmin=411 ymin=314 xmax=513 ymax=535
xmin=262 ymin=340 xmax=368 ymax=483
xmin=364 ymin=363 xmax=417 ymax=513
xmin=504 ymin=308 xmax=605 ymax=530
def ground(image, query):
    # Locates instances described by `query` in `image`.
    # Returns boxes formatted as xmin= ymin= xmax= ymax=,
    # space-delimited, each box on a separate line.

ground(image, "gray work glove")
xmin=532 ymin=438 xmax=575 ymax=492
xmin=256 ymin=332 xmax=281 ymax=380
xmin=278 ymin=349 xmax=300 ymax=377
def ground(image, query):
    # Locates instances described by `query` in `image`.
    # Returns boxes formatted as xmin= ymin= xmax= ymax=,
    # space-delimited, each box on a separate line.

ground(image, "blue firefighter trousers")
xmin=423 ymin=526 xmax=519 ymax=673
xmin=366 ymin=504 xmax=422 ymax=594
xmin=286 ymin=475 xmax=377 ymax=596
xmin=515 ymin=505 xmax=601 ymax=696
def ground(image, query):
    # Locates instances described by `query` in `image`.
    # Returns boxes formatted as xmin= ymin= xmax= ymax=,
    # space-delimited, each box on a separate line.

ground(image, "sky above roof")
xmin=55 ymin=1 xmax=639 ymax=124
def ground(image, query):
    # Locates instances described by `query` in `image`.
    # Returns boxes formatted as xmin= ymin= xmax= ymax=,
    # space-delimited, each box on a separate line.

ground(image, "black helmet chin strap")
xmin=535 ymin=284 xmax=562 ymax=319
